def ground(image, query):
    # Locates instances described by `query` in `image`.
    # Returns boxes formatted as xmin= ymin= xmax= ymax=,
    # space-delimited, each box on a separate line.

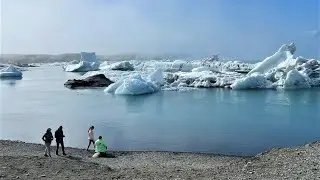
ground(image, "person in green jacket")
xmin=94 ymin=136 xmax=107 ymax=157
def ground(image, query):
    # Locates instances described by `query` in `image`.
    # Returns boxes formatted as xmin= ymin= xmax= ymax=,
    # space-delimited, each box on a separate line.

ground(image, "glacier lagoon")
xmin=1 ymin=66 xmax=320 ymax=156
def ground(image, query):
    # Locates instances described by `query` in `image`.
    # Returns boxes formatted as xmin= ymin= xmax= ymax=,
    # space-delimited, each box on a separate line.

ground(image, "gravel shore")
xmin=1 ymin=140 xmax=320 ymax=179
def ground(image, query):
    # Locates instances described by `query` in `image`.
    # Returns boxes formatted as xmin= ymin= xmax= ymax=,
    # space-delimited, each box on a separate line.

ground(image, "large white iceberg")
xmin=63 ymin=52 xmax=100 ymax=72
xmin=230 ymin=42 xmax=320 ymax=90
xmin=0 ymin=65 xmax=23 ymax=78
xmin=248 ymin=43 xmax=296 ymax=76
xmin=108 ymin=61 xmax=134 ymax=71
xmin=114 ymin=75 xmax=158 ymax=95
xmin=105 ymin=69 xmax=163 ymax=95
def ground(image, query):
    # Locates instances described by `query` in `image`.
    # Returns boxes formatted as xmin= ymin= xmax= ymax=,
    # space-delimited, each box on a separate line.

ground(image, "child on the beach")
xmin=87 ymin=126 xmax=95 ymax=150
xmin=42 ymin=128 xmax=53 ymax=157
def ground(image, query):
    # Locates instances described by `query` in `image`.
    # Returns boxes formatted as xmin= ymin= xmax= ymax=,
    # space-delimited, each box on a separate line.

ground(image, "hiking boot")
xmin=44 ymin=154 xmax=48 ymax=157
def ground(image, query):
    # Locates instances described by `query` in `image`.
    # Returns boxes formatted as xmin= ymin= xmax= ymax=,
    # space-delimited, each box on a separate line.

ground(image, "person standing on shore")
xmin=42 ymin=128 xmax=53 ymax=157
xmin=54 ymin=126 xmax=66 ymax=156
xmin=87 ymin=126 xmax=95 ymax=151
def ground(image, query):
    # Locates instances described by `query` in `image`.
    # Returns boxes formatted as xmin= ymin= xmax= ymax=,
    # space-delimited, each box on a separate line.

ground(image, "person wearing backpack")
xmin=42 ymin=128 xmax=53 ymax=157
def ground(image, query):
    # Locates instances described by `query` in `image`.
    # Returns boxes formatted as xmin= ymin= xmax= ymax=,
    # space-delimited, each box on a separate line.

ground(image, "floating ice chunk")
xmin=148 ymin=68 xmax=164 ymax=85
xmin=64 ymin=61 xmax=100 ymax=72
xmin=230 ymin=73 xmax=272 ymax=89
xmin=248 ymin=43 xmax=295 ymax=75
xmin=80 ymin=52 xmax=98 ymax=62
xmin=192 ymin=66 xmax=210 ymax=72
xmin=169 ymin=60 xmax=193 ymax=72
xmin=104 ymin=78 xmax=124 ymax=93
xmin=283 ymin=69 xmax=310 ymax=89
xmin=0 ymin=65 xmax=23 ymax=78
xmin=63 ymin=52 xmax=100 ymax=72
xmin=115 ymin=75 xmax=158 ymax=95
xmin=99 ymin=61 xmax=110 ymax=69
xmin=105 ymin=69 xmax=163 ymax=95
xmin=108 ymin=61 xmax=134 ymax=71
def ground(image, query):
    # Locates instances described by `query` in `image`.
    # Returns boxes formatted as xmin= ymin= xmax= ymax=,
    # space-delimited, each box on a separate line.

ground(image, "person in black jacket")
xmin=42 ymin=128 xmax=53 ymax=157
xmin=54 ymin=126 xmax=66 ymax=155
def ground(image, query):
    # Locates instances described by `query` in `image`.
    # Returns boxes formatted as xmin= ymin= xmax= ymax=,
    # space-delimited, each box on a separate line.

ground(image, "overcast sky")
xmin=1 ymin=0 xmax=319 ymax=60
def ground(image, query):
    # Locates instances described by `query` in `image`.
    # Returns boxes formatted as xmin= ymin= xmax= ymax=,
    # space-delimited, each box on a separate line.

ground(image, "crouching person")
xmin=92 ymin=136 xmax=107 ymax=158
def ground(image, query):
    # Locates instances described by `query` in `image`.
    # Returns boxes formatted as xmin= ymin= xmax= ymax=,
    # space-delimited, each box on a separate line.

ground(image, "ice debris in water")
xmin=247 ymin=43 xmax=295 ymax=76
xmin=0 ymin=65 xmax=23 ymax=78
xmin=230 ymin=73 xmax=272 ymax=90
xmin=79 ymin=43 xmax=319 ymax=92
xmin=231 ymin=42 xmax=320 ymax=90
xmin=100 ymin=61 xmax=134 ymax=71
xmin=104 ymin=69 xmax=163 ymax=95
xmin=63 ymin=52 xmax=100 ymax=72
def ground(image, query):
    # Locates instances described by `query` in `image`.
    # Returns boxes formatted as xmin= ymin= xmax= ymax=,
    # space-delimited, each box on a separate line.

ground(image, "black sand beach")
xmin=1 ymin=140 xmax=320 ymax=179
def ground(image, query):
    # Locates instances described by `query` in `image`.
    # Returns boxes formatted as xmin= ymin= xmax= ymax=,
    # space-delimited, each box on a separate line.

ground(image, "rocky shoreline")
xmin=1 ymin=140 xmax=320 ymax=179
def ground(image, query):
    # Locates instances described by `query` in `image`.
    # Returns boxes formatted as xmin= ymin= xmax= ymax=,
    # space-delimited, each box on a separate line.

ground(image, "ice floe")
xmin=231 ymin=43 xmax=320 ymax=90
xmin=100 ymin=61 xmax=134 ymax=71
xmin=56 ymin=43 xmax=320 ymax=93
xmin=0 ymin=65 xmax=23 ymax=78
xmin=63 ymin=52 xmax=100 ymax=72
xmin=105 ymin=69 xmax=163 ymax=95
xmin=230 ymin=73 xmax=272 ymax=90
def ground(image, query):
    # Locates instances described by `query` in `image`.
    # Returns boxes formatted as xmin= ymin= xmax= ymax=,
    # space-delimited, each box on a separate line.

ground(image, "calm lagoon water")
xmin=1 ymin=66 xmax=320 ymax=155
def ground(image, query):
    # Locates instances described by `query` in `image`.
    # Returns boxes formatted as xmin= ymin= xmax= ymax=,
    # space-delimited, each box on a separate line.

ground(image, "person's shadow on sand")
xmin=86 ymin=150 xmax=117 ymax=158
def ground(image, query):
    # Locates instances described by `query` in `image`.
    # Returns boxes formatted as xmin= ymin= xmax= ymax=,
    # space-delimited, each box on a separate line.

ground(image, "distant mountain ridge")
xmin=0 ymin=53 xmax=194 ymax=64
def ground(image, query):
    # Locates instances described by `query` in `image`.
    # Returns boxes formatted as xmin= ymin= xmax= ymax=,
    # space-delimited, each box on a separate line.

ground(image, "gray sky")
xmin=1 ymin=0 xmax=319 ymax=60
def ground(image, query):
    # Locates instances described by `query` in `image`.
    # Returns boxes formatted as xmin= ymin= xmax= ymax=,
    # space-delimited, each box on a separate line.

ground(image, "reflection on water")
xmin=0 ymin=77 xmax=23 ymax=87
xmin=0 ymin=66 xmax=320 ymax=155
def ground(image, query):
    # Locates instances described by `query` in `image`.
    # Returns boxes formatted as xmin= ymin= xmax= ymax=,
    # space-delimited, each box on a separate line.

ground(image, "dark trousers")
xmin=56 ymin=140 xmax=65 ymax=154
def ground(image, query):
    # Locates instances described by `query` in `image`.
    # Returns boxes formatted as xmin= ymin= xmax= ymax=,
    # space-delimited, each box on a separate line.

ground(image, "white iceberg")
xmin=105 ymin=69 xmax=163 ymax=95
xmin=105 ymin=61 xmax=134 ymax=71
xmin=64 ymin=61 xmax=100 ymax=72
xmin=282 ymin=69 xmax=310 ymax=89
xmin=114 ymin=75 xmax=158 ymax=95
xmin=148 ymin=68 xmax=164 ymax=85
xmin=248 ymin=43 xmax=296 ymax=76
xmin=0 ymin=65 xmax=23 ymax=78
xmin=104 ymin=78 xmax=124 ymax=93
xmin=230 ymin=43 xmax=320 ymax=90
xmin=63 ymin=52 xmax=100 ymax=72
xmin=231 ymin=73 xmax=272 ymax=89
xmin=168 ymin=60 xmax=193 ymax=72
xmin=99 ymin=61 xmax=110 ymax=69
